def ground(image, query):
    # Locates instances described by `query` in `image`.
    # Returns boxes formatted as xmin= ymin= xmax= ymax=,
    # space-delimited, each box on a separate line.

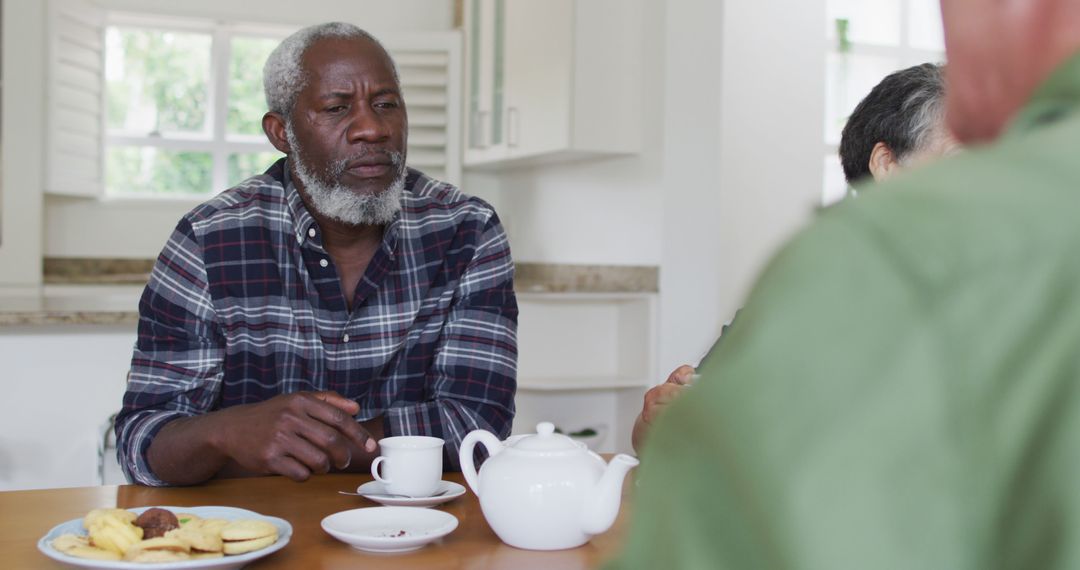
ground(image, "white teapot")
xmin=459 ymin=421 xmax=639 ymax=550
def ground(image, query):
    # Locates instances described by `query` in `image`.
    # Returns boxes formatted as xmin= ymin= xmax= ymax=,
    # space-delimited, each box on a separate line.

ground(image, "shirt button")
xmin=343 ymin=334 xmax=350 ymax=343
xmin=320 ymin=258 xmax=329 ymax=268
xmin=308 ymin=228 xmax=316 ymax=238
xmin=296 ymin=234 xmax=303 ymax=245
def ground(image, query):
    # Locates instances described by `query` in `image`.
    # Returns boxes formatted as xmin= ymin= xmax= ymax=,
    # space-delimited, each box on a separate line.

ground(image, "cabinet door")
xmin=503 ymin=0 xmax=574 ymax=159
xmin=464 ymin=0 xmax=509 ymax=163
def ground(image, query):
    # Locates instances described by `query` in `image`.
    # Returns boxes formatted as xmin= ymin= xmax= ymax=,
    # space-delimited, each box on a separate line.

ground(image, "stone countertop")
xmin=0 ymin=287 xmax=143 ymax=327
xmin=1 ymin=259 xmax=658 ymax=327
xmin=513 ymin=263 xmax=657 ymax=294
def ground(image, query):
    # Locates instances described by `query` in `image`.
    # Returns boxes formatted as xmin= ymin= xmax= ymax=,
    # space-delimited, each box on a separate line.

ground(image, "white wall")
xmin=710 ymin=0 xmax=826 ymax=328
xmin=655 ymin=0 xmax=725 ymax=373
xmin=485 ymin=1 xmax=664 ymax=267
xmin=39 ymin=0 xmax=453 ymax=260
xmin=657 ymin=0 xmax=826 ymax=374
xmin=0 ymin=326 xmax=134 ymax=490
xmin=0 ymin=2 xmax=46 ymax=287
xmin=489 ymin=154 xmax=664 ymax=266
xmin=491 ymin=0 xmax=825 ymax=376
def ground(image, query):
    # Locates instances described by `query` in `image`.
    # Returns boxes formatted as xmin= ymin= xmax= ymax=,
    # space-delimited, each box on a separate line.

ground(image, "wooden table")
xmin=2 ymin=471 xmax=635 ymax=569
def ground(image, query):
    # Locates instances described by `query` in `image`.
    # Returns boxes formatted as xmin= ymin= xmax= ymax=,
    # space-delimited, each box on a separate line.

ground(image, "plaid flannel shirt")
xmin=116 ymin=159 xmax=518 ymax=485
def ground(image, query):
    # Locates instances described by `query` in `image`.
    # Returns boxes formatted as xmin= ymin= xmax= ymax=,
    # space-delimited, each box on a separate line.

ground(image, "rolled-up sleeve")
xmin=115 ymin=217 xmax=224 ymax=486
xmin=384 ymin=209 xmax=518 ymax=469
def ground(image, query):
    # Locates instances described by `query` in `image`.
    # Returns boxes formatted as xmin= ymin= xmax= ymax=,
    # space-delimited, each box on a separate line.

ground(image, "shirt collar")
xmin=281 ymin=159 xmax=320 ymax=248
xmin=1006 ymin=49 xmax=1080 ymax=138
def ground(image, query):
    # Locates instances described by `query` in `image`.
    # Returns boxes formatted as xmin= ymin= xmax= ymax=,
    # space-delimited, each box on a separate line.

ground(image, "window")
xmin=46 ymin=3 xmax=462 ymax=201
xmin=822 ymin=0 xmax=946 ymax=205
xmin=104 ymin=17 xmax=285 ymax=196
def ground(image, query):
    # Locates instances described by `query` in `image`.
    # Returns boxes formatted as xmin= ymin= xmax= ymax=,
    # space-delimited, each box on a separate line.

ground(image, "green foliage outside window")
xmin=228 ymin=152 xmax=284 ymax=187
xmin=106 ymin=28 xmax=211 ymax=135
xmin=105 ymin=25 xmax=283 ymax=195
xmin=106 ymin=147 xmax=213 ymax=195
xmin=229 ymin=37 xmax=280 ymax=136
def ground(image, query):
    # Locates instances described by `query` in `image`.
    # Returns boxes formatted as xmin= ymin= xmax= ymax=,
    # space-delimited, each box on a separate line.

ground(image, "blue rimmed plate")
xmin=37 ymin=506 xmax=291 ymax=569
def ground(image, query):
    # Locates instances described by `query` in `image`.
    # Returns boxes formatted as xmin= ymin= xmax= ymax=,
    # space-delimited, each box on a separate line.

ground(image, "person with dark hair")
xmin=631 ymin=63 xmax=957 ymax=454
xmin=840 ymin=63 xmax=958 ymax=185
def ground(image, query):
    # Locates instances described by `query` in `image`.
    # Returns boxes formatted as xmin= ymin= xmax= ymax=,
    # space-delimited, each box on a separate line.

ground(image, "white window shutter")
xmin=385 ymin=32 xmax=463 ymax=186
xmin=46 ymin=0 xmax=106 ymax=198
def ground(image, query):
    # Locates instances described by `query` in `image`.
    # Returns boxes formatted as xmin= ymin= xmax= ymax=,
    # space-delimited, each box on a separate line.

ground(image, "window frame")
xmin=103 ymin=12 xmax=291 ymax=198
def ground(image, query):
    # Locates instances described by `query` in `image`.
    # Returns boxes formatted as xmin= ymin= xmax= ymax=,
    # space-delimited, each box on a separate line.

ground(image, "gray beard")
xmin=285 ymin=124 xmax=406 ymax=226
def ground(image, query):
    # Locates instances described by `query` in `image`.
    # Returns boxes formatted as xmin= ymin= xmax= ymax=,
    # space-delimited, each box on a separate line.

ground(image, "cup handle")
xmin=370 ymin=456 xmax=390 ymax=484
xmin=458 ymin=430 xmax=504 ymax=498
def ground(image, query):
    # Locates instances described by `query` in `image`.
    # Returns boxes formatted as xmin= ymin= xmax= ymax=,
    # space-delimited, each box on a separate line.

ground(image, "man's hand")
xmin=214 ymin=392 xmax=377 ymax=481
xmin=147 ymin=391 xmax=378 ymax=485
xmin=641 ymin=365 xmax=695 ymax=423
xmin=632 ymin=365 xmax=696 ymax=452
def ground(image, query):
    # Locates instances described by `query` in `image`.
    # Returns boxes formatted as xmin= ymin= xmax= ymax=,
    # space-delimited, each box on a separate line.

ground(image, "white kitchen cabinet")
xmin=0 ymin=324 xmax=133 ymax=490
xmin=513 ymin=292 xmax=656 ymax=454
xmin=463 ymin=0 xmax=643 ymax=168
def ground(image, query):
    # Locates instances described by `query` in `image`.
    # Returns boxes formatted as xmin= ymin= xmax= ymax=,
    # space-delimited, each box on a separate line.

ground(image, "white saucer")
xmin=354 ymin=480 xmax=466 ymax=507
xmin=321 ymin=506 xmax=458 ymax=553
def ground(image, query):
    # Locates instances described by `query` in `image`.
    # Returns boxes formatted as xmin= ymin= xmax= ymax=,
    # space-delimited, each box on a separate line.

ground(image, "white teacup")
xmin=370 ymin=436 xmax=444 ymax=497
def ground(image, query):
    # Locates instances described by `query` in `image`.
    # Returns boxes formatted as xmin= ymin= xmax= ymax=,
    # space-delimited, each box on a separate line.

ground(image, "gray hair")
xmin=263 ymin=22 xmax=398 ymax=118
xmin=901 ymin=71 xmax=947 ymax=160
xmin=839 ymin=63 xmax=946 ymax=183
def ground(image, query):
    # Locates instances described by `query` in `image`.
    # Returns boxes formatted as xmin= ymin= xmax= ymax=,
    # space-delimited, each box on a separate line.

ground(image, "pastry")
xmin=51 ymin=533 xmax=123 ymax=561
xmin=220 ymin=519 xmax=279 ymax=555
xmin=134 ymin=507 xmax=180 ymax=539
xmin=123 ymin=536 xmax=190 ymax=563
xmin=166 ymin=525 xmax=224 ymax=554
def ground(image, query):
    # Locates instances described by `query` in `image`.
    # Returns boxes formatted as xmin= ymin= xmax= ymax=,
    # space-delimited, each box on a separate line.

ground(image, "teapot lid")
xmin=510 ymin=422 xmax=584 ymax=453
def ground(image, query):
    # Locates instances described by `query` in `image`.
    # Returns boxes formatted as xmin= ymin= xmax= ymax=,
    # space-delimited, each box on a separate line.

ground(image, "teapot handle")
xmin=458 ymin=429 xmax=504 ymax=497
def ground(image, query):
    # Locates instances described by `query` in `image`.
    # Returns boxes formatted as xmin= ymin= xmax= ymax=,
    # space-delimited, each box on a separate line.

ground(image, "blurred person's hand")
xmin=632 ymin=365 xmax=695 ymax=452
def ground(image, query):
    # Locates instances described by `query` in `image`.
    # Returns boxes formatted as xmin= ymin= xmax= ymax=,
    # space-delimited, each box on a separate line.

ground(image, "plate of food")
xmin=37 ymin=505 xmax=291 ymax=569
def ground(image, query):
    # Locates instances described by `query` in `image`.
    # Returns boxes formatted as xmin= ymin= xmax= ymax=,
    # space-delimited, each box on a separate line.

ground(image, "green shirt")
xmin=611 ymin=52 xmax=1080 ymax=570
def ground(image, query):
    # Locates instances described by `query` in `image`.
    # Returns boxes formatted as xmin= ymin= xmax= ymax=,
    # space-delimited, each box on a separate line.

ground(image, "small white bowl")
xmin=321 ymin=507 xmax=458 ymax=553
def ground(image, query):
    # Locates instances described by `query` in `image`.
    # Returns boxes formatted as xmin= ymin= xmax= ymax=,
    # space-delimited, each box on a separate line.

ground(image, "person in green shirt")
xmin=612 ymin=0 xmax=1080 ymax=567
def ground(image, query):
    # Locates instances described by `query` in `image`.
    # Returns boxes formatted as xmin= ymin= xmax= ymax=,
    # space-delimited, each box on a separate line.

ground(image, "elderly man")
xmin=116 ymin=23 xmax=517 ymax=486
xmin=631 ymin=62 xmax=956 ymax=453
xmin=614 ymin=0 xmax=1080 ymax=566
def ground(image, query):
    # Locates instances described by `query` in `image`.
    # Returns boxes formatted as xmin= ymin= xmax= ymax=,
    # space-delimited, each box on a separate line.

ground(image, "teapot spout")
xmin=581 ymin=454 xmax=639 ymax=536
